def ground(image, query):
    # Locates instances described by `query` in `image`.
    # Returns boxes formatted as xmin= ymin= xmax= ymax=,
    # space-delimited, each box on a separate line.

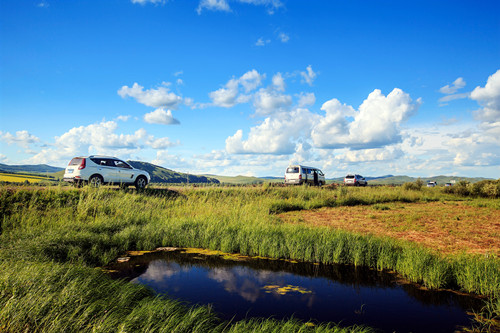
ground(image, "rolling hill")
xmin=0 ymin=163 xmax=64 ymax=174
xmin=328 ymin=175 xmax=493 ymax=185
xmin=202 ymin=174 xmax=267 ymax=185
xmin=127 ymin=161 xmax=220 ymax=184
xmin=0 ymin=162 xmax=493 ymax=186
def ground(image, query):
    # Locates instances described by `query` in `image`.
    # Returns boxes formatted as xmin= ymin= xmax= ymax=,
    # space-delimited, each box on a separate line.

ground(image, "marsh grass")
xmin=0 ymin=185 xmax=498 ymax=332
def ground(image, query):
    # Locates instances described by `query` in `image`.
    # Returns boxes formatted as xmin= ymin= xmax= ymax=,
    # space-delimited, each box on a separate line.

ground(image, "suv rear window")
xmin=345 ymin=175 xmax=354 ymax=179
xmin=69 ymin=158 xmax=83 ymax=166
xmin=286 ymin=167 xmax=299 ymax=173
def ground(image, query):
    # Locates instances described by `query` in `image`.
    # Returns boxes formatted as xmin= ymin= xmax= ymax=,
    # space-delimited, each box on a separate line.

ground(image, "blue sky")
xmin=1 ymin=0 xmax=499 ymax=178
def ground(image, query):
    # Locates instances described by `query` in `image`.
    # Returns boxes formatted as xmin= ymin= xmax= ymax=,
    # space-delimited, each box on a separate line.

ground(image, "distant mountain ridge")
xmin=328 ymin=175 xmax=493 ymax=185
xmin=0 ymin=162 xmax=493 ymax=185
xmin=0 ymin=163 xmax=64 ymax=174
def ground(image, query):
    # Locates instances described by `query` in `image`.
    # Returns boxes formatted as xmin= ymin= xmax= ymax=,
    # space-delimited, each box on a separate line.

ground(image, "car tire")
xmin=135 ymin=176 xmax=147 ymax=190
xmin=89 ymin=175 xmax=103 ymax=187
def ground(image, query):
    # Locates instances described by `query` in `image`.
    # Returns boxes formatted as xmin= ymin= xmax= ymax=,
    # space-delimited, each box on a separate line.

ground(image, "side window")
xmin=102 ymin=159 xmax=115 ymax=167
xmin=114 ymin=160 xmax=131 ymax=169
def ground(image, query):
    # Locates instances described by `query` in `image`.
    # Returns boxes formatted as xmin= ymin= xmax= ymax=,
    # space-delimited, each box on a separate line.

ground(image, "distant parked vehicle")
xmin=344 ymin=174 xmax=367 ymax=186
xmin=445 ymin=183 xmax=453 ymax=187
xmin=427 ymin=181 xmax=437 ymax=187
xmin=63 ymin=156 xmax=151 ymax=189
xmin=285 ymin=165 xmax=325 ymax=186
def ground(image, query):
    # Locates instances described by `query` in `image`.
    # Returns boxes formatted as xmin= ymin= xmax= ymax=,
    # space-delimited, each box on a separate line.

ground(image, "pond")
xmin=106 ymin=248 xmax=484 ymax=332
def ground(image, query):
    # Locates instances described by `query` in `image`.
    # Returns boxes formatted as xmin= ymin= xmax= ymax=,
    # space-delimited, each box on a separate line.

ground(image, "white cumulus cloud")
xmin=197 ymin=0 xmax=230 ymax=14
xmin=311 ymin=88 xmax=421 ymax=149
xmin=470 ymin=69 xmax=500 ymax=123
xmin=116 ymin=115 xmax=131 ymax=122
xmin=439 ymin=77 xmax=466 ymax=94
xmin=1 ymin=130 xmax=40 ymax=148
xmin=438 ymin=77 xmax=469 ymax=105
xmin=253 ymin=89 xmax=292 ymax=115
xmin=300 ymin=65 xmax=317 ymax=86
xmin=131 ymin=0 xmax=165 ymax=4
xmin=146 ymin=137 xmax=180 ymax=149
xmin=297 ymin=92 xmax=316 ymax=107
xmin=143 ymin=108 xmax=180 ymax=125
xmin=225 ymin=108 xmax=316 ymax=154
xmin=278 ymin=32 xmax=289 ymax=43
xmin=27 ymin=121 xmax=179 ymax=165
xmin=255 ymin=37 xmax=270 ymax=46
xmin=337 ymin=147 xmax=404 ymax=163
xmin=209 ymin=79 xmax=240 ymax=108
xmin=197 ymin=0 xmax=283 ymax=14
xmin=118 ymin=82 xmax=182 ymax=109
xmin=272 ymin=72 xmax=285 ymax=91
xmin=442 ymin=69 xmax=500 ymax=167
xmin=209 ymin=70 xmax=265 ymax=107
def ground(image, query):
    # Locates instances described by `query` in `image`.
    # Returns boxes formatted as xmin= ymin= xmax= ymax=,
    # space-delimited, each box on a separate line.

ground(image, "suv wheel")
xmin=89 ymin=175 xmax=103 ymax=187
xmin=135 ymin=176 xmax=147 ymax=190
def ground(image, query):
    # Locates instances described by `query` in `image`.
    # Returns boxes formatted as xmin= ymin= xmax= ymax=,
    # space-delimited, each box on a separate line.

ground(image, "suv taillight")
xmin=78 ymin=159 xmax=86 ymax=170
xmin=299 ymin=174 xmax=302 ymax=180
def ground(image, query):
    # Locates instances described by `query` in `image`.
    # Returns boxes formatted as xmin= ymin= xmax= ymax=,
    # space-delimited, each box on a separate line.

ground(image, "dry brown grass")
xmin=279 ymin=201 xmax=500 ymax=256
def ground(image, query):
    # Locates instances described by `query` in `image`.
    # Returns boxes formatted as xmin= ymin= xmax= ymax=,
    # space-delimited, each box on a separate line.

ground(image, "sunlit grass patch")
xmin=0 ymin=172 xmax=54 ymax=183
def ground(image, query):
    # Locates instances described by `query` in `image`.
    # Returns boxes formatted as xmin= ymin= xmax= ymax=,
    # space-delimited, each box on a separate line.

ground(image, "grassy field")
xmin=0 ymin=184 xmax=499 ymax=332
xmin=280 ymin=201 xmax=500 ymax=256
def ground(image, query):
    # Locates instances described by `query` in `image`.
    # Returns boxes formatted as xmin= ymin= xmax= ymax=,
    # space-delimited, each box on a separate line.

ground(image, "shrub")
xmin=403 ymin=178 xmax=423 ymax=191
xmin=444 ymin=179 xmax=500 ymax=198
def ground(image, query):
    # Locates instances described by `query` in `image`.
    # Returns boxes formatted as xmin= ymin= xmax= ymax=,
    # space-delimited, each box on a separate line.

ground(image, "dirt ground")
xmin=279 ymin=201 xmax=500 ymax=256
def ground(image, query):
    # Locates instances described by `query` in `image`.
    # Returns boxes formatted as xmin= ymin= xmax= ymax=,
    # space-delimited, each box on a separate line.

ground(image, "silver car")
xmin=344 ymin=174 xmax=368 ymax=186
xmin=63 ymin=155 xmax=150 ymax=189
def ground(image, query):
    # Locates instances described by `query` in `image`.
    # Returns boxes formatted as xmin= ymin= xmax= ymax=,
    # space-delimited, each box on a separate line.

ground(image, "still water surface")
xmin=108 ymin=249 xmax=484 ymax=332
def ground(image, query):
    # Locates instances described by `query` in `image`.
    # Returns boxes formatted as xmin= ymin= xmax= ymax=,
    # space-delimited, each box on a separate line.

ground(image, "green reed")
xmin=0 ymin=185 xmax=498 ymax=332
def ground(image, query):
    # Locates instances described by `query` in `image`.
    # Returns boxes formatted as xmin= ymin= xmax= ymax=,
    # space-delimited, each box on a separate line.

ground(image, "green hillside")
xmin=0 ymin=163 xmax=64 ymax=174
xmin=362 ymin=175 xmax=493 ymax=185
xmin=368 ymin=176 xmax=416 ymax=185
xmin=0 ymin=161 xmax=494 ymax=186
xmin=127 ymin=161 xmax=219 ymax=184
xmin=50 ymin=170 xmax=65 ymax=180
xmin=202 ymin=174 xmax=267 ymax=185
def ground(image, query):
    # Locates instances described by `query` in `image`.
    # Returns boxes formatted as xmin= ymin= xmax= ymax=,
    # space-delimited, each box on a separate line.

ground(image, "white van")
xmin=285 ymin=165 xmax=326 ymax=186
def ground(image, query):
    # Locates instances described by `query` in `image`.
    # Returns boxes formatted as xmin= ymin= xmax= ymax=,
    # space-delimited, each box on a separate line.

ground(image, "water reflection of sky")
xmin=126 ymin=253 xmax=482 ymax=333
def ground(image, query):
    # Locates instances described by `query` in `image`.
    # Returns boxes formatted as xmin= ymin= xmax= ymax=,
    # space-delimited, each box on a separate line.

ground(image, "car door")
xmin=99 ymin=159 xmax=119 ymax=183
xmin=90 ymin=158 xmax=117 ymax=183
xmin=113 ymin=159 xmax=135 ymax=184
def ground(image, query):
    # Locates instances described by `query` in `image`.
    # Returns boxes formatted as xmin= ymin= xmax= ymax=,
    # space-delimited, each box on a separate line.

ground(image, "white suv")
xmin=63 ymin=156 xmax=151 ymax=189
xmin=344 ymin=174 xmax=368 ymax=186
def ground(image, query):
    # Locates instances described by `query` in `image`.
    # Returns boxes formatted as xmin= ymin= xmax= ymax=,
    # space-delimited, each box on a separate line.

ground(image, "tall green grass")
xmin=0 ymin=185 xmax=498 ymax=331
xmin=1 ymin=260 xmax=367 ymax=333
